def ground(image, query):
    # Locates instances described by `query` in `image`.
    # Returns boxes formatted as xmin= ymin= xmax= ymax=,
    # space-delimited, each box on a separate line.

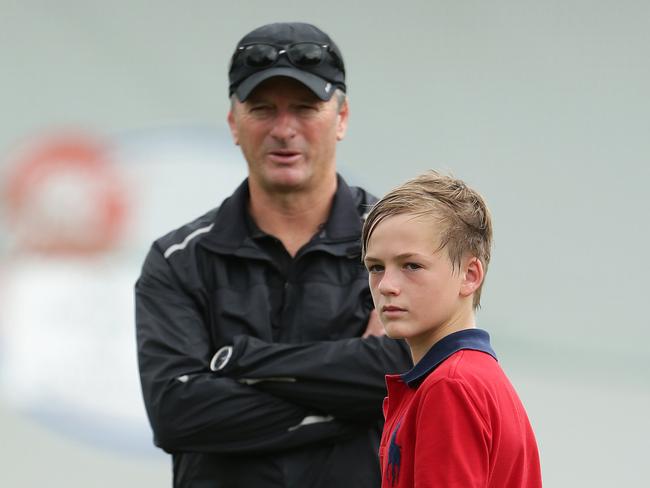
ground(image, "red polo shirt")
xmin=379 ymin=329 xmax=541 ymax=487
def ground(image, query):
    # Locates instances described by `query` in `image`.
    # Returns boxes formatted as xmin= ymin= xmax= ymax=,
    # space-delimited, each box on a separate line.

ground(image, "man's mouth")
xmin=268 ymin=150 xmax=301 ymax=163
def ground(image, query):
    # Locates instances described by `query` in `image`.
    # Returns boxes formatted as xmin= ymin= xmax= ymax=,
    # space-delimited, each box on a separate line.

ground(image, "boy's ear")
xmin=459 ymin=257 xmax=484 ymax=298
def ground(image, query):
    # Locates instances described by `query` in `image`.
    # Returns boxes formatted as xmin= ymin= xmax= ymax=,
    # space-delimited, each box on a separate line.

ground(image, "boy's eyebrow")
xmin=394 ymin=252 xmax=420 ymax=260
xmin=364 ymin=252 xmax=424 ymax=263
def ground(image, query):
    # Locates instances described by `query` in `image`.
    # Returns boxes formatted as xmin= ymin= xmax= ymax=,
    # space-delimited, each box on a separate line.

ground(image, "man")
xmin=136 ymin=22 xmax=412 ymax=487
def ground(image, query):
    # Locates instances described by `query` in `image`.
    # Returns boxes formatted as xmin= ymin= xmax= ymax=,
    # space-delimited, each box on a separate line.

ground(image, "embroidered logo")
xmin=386 ymin=421 xmax=402 ymax=486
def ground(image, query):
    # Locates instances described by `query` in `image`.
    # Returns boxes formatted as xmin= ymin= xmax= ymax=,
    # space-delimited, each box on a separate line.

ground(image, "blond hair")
xmin=362 ymin=170 xmax=493 ymax=309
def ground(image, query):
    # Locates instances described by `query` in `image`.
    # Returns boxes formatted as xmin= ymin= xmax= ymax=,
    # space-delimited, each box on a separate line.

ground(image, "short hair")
xmin=333 ymin=88 xmax=347 ymax=111
xmin=361 ymin=170 xmax=493 ymax=309
xmin=230 ymin=88 xmax=347 ymax=113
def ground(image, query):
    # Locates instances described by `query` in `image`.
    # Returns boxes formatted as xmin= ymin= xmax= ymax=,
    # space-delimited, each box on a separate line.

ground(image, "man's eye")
xmin=297 ymin=104 xmax=319 ymax=112
xmin=249 ymin=105 xmax=272 ymax=113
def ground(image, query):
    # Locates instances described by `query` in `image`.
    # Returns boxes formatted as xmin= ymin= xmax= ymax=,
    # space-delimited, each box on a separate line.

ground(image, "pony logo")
xmin=386 ymin=421 xmax=402 ymax=486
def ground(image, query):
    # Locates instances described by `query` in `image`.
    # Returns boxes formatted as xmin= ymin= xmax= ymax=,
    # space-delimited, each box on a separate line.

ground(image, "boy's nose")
xmin=378 ymin=272 xmax=400 ymax=296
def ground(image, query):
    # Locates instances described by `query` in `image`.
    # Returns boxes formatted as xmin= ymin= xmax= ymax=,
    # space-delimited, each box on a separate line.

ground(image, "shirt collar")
xmin=202 ymin=173 xmax=363 ymax=250
xmin=401 ymin=328 xmax=497 ymax=388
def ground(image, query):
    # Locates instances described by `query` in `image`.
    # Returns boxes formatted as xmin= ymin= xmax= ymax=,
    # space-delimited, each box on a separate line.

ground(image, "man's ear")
xmin=460 ymin=257 xmax=484 ymax=298
xmin=227 ymin=109 xmax=239 ymax=146
xmin=336 ymin=97 xmax=349 ymax=141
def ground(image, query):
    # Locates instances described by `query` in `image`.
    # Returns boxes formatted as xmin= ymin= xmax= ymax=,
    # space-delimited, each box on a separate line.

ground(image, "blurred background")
xmin=1 ymin=1 xmax=648 ymax=486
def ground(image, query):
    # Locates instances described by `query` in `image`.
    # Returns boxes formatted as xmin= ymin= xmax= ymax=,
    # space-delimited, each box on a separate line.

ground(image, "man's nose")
xmin=269 ymin=110 xmax=297 ymax=140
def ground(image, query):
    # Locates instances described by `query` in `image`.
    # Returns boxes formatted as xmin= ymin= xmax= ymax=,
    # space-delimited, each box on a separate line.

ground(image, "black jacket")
xmin=135 ymin=176 xmax=412 ymax=487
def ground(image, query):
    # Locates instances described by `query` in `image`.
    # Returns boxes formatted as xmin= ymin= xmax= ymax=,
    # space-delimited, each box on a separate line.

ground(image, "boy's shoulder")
xmin=417 ymin=348 xmax=524 ymax=422
xmin=421 ymin=348 xmax=505 ymax=393
xmin=414 ymin=348 xmax=516 ymax=415
xmin=401 ymin=329 xmax=499 ymax=391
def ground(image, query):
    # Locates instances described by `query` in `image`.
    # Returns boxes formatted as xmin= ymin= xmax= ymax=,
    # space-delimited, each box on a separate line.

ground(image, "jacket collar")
xmin=199 ymin=174 xmax=364 ymax=257
xmin=322 ymin=174 xmax=365 ymax=241
xmin=401 ymin=329 xmax=497 ymax=388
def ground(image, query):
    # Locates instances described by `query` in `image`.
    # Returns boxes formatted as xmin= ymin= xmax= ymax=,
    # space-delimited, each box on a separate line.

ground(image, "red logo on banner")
xmin=3 ymin=134 xmax=127 ymax=254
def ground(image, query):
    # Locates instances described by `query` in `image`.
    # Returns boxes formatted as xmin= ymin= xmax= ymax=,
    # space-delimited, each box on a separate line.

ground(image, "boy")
xmin=362 ymin=171 xmax=542 ymax=487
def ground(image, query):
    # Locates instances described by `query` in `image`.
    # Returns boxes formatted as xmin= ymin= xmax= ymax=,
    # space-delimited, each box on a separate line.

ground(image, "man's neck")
xmin=248 ymin=177 xmax=338 ymax=257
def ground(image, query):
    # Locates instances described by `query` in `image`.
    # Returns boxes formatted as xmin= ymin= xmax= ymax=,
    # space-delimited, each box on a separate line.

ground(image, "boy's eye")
xmin=366 ymin=264 xmax=384 ymax=273
xmin=404 ymin=262 xmax=422 ymax=271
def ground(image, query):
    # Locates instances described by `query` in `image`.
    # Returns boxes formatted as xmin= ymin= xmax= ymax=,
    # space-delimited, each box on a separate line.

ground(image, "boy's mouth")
xmin=382 ymin=305 xmax=406 ymax=312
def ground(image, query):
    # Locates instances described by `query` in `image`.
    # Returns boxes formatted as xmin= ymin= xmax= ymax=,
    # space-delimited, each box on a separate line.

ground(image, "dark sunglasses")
xmin=232 ymin=42 xmax=343 ymax=71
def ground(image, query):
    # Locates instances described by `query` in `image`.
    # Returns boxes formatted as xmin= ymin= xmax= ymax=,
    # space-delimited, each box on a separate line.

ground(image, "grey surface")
xmin=0 ymin=403 xmax=171 ymax=486
xmin=1 ymin=1 xmax=649 ymax=486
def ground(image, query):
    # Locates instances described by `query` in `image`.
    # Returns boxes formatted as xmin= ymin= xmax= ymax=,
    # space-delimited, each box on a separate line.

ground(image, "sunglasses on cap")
xmin=231 ymin=42 xmax=344 ymax=71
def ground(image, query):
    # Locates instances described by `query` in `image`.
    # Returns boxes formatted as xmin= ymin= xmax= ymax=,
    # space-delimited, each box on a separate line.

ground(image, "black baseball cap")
xmin=228 ymin=22 xmax=346 ymax=101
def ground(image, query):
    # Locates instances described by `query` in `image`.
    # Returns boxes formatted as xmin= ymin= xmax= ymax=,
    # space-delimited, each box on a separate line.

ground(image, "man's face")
xmin=227 ymin=77 xmax=348 ymax=194
xmin=364 ymin=213 xmax=470 ymax=352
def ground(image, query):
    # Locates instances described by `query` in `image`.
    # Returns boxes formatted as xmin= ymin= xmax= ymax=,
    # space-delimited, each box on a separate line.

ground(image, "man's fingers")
xmin=362 ymin=309 xmax=385 ymax=338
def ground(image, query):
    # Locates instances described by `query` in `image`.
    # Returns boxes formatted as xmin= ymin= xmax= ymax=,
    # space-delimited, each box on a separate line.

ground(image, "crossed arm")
xmin=135 ymin=246 xmax=411 ymax=454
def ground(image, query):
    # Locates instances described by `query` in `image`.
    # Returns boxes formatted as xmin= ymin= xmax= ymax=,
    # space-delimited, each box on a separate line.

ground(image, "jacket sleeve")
xmin=215 ymin=333 xmax=412 ymax=419
xmin=135 ymin=244 xmax=360 ymax=454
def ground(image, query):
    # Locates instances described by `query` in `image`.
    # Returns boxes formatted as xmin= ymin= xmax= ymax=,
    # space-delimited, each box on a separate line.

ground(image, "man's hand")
xmin=362 ymin=309 xmax=385 ymax=338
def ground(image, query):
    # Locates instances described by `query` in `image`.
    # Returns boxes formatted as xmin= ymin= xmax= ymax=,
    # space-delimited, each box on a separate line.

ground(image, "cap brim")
xmin=234 ymin=67 xmax=336 ymax=101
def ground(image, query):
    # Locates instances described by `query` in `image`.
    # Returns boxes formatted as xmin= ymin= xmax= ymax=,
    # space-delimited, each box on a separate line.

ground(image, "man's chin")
xmin=261 ymin=169 xmax=312 ymax=193
xmin=265 ymin=178 xmax=308 ymax=194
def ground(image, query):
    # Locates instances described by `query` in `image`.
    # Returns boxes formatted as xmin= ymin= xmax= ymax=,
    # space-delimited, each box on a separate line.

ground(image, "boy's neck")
xmin=408 ymin=310 xmax=477 ymax=365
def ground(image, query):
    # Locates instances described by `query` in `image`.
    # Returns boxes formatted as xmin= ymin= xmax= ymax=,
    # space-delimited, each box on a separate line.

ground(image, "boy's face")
xmin=364 ymin=213 xmax=476 ymax=357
